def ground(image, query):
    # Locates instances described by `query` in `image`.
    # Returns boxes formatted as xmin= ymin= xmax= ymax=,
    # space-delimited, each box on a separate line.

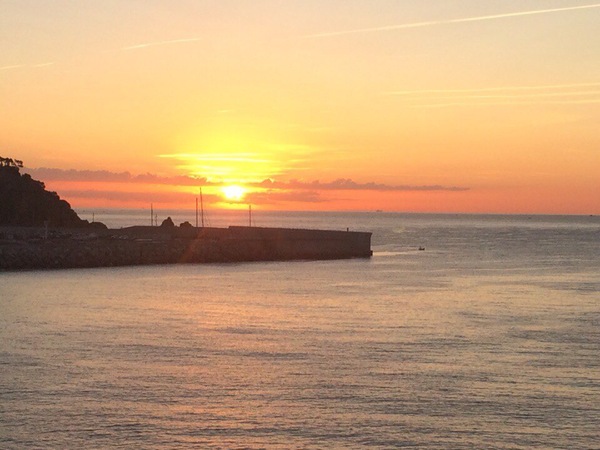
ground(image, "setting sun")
xmin=222 ymin=185 xmax=246 ymax=202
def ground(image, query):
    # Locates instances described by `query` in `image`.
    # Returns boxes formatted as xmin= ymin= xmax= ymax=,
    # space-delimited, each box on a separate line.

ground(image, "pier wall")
xmin=0 ymin=226 xmax=372 ymax=271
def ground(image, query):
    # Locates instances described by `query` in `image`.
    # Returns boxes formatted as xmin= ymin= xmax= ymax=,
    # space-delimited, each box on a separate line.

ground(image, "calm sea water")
xmin=1 ymin=212 xmax=599 ymax=449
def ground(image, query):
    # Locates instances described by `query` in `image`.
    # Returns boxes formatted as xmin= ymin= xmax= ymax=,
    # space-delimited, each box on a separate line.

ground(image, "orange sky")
xmin=1 ymin=1 xmax=599 ymax=214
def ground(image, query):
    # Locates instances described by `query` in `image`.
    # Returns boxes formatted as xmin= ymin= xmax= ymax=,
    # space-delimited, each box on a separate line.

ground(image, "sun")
xmin=222 ymin=185 xmax=246 ymax=201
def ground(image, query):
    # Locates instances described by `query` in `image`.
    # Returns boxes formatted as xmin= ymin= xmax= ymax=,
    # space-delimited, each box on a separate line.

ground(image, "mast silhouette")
xmin=200 ymin=187 xmax=205 ymax=227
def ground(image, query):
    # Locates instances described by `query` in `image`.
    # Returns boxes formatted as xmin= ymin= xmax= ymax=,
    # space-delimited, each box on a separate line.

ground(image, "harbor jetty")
xmin=0 ymin=156 xmax=372 ymax=271
xmin=0 ymin=224 xmax=372 ymax=271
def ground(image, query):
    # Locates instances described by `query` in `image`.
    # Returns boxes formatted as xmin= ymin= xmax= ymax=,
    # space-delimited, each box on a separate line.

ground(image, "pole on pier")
xmin=200 ymin=187 xmax=205 ymax=228
xmin=150 ymin=203 xmax=153 ymax=226
xmin=195 ymin=197 xmax=198 ymax=228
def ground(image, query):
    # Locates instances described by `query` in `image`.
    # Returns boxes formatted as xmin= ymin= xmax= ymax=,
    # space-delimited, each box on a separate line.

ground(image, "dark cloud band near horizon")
xmin=26 ymin=167 xmax=469 ymax=193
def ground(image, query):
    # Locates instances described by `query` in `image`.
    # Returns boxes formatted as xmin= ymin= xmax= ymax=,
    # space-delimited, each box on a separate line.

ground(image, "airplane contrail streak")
xmin=386 ymin=82 xmax=600 ymax=95
xmin=0 ymin=65 xmax=25 ymax=72
xmin=412 ymin=99 xmax=600 ymax=108
xmin=435 ymin=90 xmax=600 ymax=100
xmin=122 ymin=37 xmax=202 ymax=51
xmin=305 ymin=3 xmax=600 ymax=38
xmin=1 ymin=62 xmax=55 ymax=72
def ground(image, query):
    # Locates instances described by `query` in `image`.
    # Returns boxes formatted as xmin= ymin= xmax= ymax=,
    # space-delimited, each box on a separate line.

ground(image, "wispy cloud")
xmin=121 ymin=37 xmax=202 ymax=51
xmin=257 ymin=178 xmax=469 ymax=192
xmin=26 ymin=168 xmax=469 ymax=193
xmin=0 ymin=62 xmax=54 ymax=72
xmin=386 ymin=81 xmax=600 ymax=108
xmin=26 ymin=167 xmax=211 ymax=186
xmin=30 ymin=62 xmax=55 ymax=68
xmin=412 ymin=99 xmax=600 ymax=108
xmin=305 ymin=3 xmax=600 ymax=38
xmin=386 ymin=82 xmax=600 ymax=96
xmin=0 ymin=64 xmax=25 ymax=72
xmin=159 ymin=153 xmax=272 ymax=164
xmin=419 ymin=90 xmax=600 ymax=100
xmin=247 ymin=190 xmax=326 ymax=205
xmin=1 ymin=37 xmax=200 ymax=72
xmin=58 ymin=189 xmax=203 ymax=204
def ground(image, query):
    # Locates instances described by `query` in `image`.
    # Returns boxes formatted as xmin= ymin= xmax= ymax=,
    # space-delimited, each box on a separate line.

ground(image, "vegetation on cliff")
xmin=0 ymin=156 xmax=101 ymax=228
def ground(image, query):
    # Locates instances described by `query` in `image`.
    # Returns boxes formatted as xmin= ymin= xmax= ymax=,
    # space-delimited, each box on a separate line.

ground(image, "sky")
xmin=1 ymin=0 xmax=599 ymax=214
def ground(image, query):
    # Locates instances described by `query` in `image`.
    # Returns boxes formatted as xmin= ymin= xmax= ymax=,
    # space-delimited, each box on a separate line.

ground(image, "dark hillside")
xmin=0 ymin=157 xmax=92 ymax=227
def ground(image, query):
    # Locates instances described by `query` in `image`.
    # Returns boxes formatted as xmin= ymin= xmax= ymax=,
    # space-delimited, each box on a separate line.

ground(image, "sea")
xmin=1 ymin=211 xmax=599 ymax=449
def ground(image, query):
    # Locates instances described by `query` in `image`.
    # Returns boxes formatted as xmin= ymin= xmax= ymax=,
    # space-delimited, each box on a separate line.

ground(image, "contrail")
xmin=30 ymin=62 xmax=55 ymax=68
xmin=0 ymin=64 xmax=25 ymax=72
xmin=386 ymin=82 xmax=600 ymax=95
xmin=122 ymin=37 xmax=202 ymax=51
xmin=305 ymin=3 xmax=600 ymax=38
xmin=433 ymin=90 xmax=600 ymax=100
xmin=1 ymin=62 xmax=55 ymax=72
xmin=412 ymin=99 xmax=600 ymax=108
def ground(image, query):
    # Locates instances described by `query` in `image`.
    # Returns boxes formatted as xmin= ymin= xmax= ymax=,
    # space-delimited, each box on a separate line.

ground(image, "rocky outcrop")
xmin=0 ymin=160 xmax=103 ymax=228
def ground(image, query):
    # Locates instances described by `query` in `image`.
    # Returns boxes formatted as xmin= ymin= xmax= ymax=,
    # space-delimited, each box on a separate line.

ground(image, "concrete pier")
xmin=0 ymin=226 xmax=372 ymax=271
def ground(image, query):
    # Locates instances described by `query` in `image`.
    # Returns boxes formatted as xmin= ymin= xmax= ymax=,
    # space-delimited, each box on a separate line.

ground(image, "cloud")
xmin=411 ymin=98 xmax=600 ymax=108
xmin=246 ymin=190 xmax=325 ymax=205
xmin=428 ymin=90 xmax=600 ymax=100
xmin=411 ymin=99 xmax=600 ymax=109
xmin=1 ymin=37 xmax=201 ymax=74
xmin=385 ymin=82 xmax=600 ymax=108
xmin=386 ymin=82 xmax=600 ymax=96
xmin=2 ymin=35 xmax=201 ymax=74
xmin=30 ymin=62 xmax=55 ymax=68
xmin=246 ymin=178 xmax=470 ymax=206
xmin=58 ymin=189 xmax=221 ymax=205
xmin=256 ymin=178 xmax=469 ymax=192
xmin=159 ymin=153 xmax=272 ymax=164
xmin=304 ymin=3 xmax=600 ymax=38
xmin=0 ymin=65 xmax=26 ymax=72
xmin=121 ymin=38 xmax=202 ymax=51
xmin=25 ymin=167 xmax=469 ymax=210
xmin=60 ymin=185 xmax=324 ymax=208
xmin=0 ymin=62 xmax=55 ymax=72
xmin=26 ymin=167 xmax=210 ymax=186
xmin=24 ymin=166 xmax=471 ymax=209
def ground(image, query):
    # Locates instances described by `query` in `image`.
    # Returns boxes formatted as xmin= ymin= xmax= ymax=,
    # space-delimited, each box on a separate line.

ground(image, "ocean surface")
xmin=1 ymin=211 xmax=599 ymax=449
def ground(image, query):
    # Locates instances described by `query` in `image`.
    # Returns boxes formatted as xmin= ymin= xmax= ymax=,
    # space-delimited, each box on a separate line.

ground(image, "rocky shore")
xmin=0 ymin=225 xmax=372 ymax=271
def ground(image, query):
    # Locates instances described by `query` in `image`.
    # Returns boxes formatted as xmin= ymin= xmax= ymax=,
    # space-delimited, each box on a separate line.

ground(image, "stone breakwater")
xmin=0 ymin=226 xmax=372 ymax=271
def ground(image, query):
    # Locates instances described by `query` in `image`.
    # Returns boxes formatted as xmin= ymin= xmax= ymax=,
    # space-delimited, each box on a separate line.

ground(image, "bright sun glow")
xmin=222 ymin=185 xmax=246 ymax=201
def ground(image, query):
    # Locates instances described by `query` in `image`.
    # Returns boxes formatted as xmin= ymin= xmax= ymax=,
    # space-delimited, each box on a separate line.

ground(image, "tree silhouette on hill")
xmin=0 ymin=157 xmax=24 ymax=168
xmin=0 ymin=156 xmax=100 ymax=228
